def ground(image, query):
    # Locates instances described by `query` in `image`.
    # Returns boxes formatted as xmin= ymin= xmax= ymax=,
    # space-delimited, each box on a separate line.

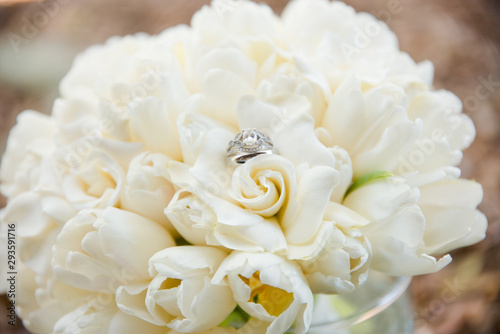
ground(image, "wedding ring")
xmin=227 ymin=129 xmax=274 ymax=165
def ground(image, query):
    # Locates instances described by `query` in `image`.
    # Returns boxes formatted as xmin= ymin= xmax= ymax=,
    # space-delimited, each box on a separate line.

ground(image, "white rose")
xmin=0 ymin=110 xmax=55 ymax=198
xmin=230 ymin=154 xmax=296 ymax=218
xmin=182 ymin=97 xmax=341 ymax=259
xmin=167 ymin=124 xmax=288 ymax=253
xmin=121 ymin=152 xmax=177 ymax=234
xmin=118 ymin=246 xmax=235 ymax=333
xmin=300 ymin=202 xmax=371 ymax=294
xmin=166 ymin=186 xmax=287 ymax=254
xmin=52 ymin=207 xmax=175 ymax=292
xmin=237 ymin=98 xmax=341 ymax=259
xmin=212 ymin=251 xmax=314 ymax=334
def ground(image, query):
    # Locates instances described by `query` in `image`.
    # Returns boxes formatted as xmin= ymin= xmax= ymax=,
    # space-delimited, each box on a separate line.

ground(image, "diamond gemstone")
xmin=227 ymin=129 xmax=272 ymax=154
xmin=227 ymin=128 xmax=274 ymax=163
xmin=242 ymin=129 xmax=259 ymax=146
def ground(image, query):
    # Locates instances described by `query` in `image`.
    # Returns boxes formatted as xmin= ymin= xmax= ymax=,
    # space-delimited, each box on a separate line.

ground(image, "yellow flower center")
xmin=159 ymin=278 xmax=182 ymax=290
xmin=240 ymin=272 xmax=294 ymax=317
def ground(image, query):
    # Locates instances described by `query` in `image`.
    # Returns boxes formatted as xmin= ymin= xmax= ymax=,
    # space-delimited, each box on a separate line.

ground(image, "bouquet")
xmin=0 ymin=0 xmax=487 ymax=333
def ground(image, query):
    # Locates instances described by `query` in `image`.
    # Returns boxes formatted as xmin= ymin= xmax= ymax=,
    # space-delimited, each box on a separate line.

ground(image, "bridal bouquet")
xmin=0 ymin=0 xmax=487 ymax=333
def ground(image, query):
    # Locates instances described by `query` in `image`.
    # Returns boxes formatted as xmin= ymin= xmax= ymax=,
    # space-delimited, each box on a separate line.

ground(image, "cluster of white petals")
xmin=0 ymin=0 xmax=486 ymax=333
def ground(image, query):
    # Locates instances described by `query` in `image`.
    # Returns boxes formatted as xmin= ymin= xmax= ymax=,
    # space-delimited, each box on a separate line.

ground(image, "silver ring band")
xmin=227 ymin=129 xmax=274 ymax=165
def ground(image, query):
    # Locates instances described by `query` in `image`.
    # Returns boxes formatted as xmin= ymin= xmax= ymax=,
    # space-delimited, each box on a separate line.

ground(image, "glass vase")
xmin=307 ymin=271 xmax=413 ymax=334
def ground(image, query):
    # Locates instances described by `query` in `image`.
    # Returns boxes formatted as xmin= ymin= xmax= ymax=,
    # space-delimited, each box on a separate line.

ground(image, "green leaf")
xmin=219 ymin=305 xmax=251 ymax=329
xmin=343 ymin=171 xmax=393 ymax=201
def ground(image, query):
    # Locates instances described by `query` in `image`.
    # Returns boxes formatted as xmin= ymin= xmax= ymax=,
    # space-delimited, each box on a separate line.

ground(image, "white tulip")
xmin=300 ymin=203 xmax=371 ymax=294
xmin=256 ymin=62 xmax=328 ymax=122
xmin=61 ymin=151 xmax=126 ymax=210
xmin=282 ymin=165 xmax=339 ymax=260
xmin=1 ymin=192 xmax=63 ymax=276
xmin=345 ymin=177 xmax=452 ymax=275
xmin=168 ymin=326 xmax=238 ymax=334
xmin=185 ymin=125 xmax=237 ymax=202
xmin=0 ymin=111 xmax=55 ymax=198
xmin=328 ymin=146 xmax=353 ymax=203
xmin=418 ymin=178 xmax=487 ymax=255
xmin=52 ymin=207 xmax=175 ymax=292
xmin=0 ymin=0 xmax=488 ymax=331
xmin=322 ymin=78 xmax=421 ymax=178
xmin=14 ymin=264 xmax=166 ymax=334
xmin=396 ymin=90 xmax=476 ymax=176
xmin=281 ymin=0 xmax=431 ymax=89
xmin=212 ymin=252 xmax=314 ymax=334
xmin=177 ymin=111 xmax=234 ymax=166
xmin=192 ymin=46 xmax=257 ymax=129
xmin=237 ymin=97 xmax=336 ymax=169
xmin=192 ymin=0 xmax=281 ymax=49
xmin=52 ymin=93 xmax=100 ymax=147
xmin=118 ymin=246 xmax=235 ymax=333
xmin=121 ymin=152 xmax=177 ymax=234
xmin=129 ymin=97 xmax=182 ymax=160
xmin=282 ymin=0 xmax=398 ymax=57
xmin=52 ymin=297 xmax=166 ymax=334
xmin=54 ymin=33 xmax=190 ymax=157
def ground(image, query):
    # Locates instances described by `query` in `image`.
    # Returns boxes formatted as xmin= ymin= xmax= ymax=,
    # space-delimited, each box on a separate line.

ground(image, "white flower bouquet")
xmin=0 ymin=0 xmax=487 ymax=333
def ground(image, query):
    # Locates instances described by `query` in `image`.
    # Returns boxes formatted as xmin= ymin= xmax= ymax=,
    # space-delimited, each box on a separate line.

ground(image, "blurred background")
xmin=0 ymin=0 xmax=499 ymax=333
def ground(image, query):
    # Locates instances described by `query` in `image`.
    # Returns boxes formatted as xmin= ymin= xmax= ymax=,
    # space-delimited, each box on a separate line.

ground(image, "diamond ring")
xmin=227 ymin=129 xmax=274 ymax=165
